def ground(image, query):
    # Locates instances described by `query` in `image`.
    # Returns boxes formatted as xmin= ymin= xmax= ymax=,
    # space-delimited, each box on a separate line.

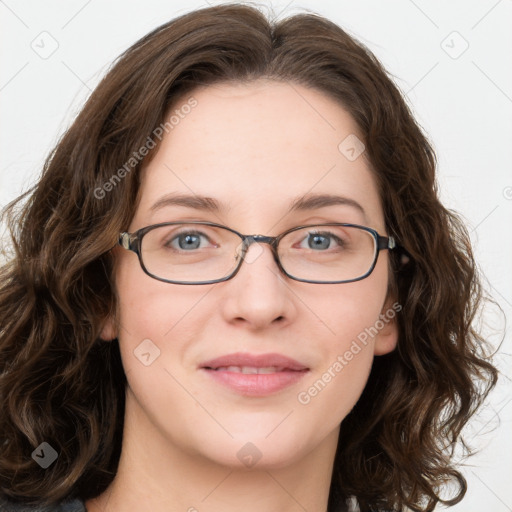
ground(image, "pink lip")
xmin=199 ymin=352 xmax=310 ymax=397
xmin=200 ymin=352 xmax=308 ymax=371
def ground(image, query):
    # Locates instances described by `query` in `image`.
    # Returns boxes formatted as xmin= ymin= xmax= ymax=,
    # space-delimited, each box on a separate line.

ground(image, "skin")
xmin=87 ymin=80 xmax=398 ymax=512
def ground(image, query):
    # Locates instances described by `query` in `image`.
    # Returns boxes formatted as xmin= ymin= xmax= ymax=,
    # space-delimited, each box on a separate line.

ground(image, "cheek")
xmin=295 ymin=319 xmax=375 ymax=439
xmin=112 ymin=261 xmax=198 ymax=382
xmin=310 ymin=267 xmax=388 ymax=354
xmin=114 ymin=251 xmax=201 ymax=340
xmin=112 ymin=277 xmax=205 ymax=444
xmin=297 ymin=323 xmax=375 ymax=408
xmin=295 ymin=265 xmax=388 ymax=417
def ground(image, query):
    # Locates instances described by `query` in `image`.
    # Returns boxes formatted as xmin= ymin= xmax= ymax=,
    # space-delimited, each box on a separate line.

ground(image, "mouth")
xmin=199 ymin=352 xmax=310 ymax=396
xmin=208 ymin=365 xmax=297 ymax=374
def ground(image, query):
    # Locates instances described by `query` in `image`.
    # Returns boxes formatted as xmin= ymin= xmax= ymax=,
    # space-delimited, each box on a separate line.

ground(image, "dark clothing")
xmin=0 ymin=498 xmax=86 ymax=512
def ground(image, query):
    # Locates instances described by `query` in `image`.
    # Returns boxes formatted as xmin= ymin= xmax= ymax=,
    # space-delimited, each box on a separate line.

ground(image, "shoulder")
xmin=0 ymin=497 xmax=86 ymax=512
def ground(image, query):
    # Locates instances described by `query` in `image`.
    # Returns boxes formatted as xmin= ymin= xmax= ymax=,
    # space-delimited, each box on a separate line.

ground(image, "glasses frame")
xmin=118 ymin=221 xmax=396 ymax=285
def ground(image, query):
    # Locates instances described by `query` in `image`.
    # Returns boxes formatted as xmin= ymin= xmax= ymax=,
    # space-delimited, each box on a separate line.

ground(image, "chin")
xmin=193 ymin=431 xmax=315 ymax=471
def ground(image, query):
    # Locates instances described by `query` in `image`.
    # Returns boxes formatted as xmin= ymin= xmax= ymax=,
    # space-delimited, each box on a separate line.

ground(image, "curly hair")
xmin=0 ymin=3 xmax=498 ymax=511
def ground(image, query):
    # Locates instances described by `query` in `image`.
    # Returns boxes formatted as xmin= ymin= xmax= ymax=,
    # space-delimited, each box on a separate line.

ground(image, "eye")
xmin=298 ymin=231 xmax=345 ymax=251
xmin=166 ymin=230 xmax=213 ymax=251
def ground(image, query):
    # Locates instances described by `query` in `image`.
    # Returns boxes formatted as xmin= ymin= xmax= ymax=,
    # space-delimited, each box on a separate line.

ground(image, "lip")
xmin=199 ymin=352 xmax=310 ymax=397
xmin=200 ymin=352 xmax=309 ymax=371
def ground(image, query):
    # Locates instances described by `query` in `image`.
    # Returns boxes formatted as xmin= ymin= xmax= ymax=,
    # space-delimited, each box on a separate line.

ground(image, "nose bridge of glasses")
xmin=236 ymin=234 xmax=280 ymax=265
xmin=246 ymin=234 xmax=274 ymax=245
xmin=241 ymin=234 xmax=279 ymax=253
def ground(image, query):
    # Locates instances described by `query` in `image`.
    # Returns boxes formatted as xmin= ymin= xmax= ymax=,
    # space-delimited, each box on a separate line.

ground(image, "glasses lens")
xmin=140 ymin=223 xmax=377 ymax=283
xmin=141 ymin=223 xmax=241 ymax=283
xmin=278 ymin=225 xmax=377 ymax=282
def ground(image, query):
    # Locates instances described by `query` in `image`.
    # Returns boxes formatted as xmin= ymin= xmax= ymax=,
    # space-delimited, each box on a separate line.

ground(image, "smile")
xmin=213 ymin=366 xmax=288 ymax=374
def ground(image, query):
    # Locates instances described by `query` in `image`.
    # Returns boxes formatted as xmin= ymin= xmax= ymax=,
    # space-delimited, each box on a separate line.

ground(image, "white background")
xmin=1 ymin=1 xmax=511 ymax=510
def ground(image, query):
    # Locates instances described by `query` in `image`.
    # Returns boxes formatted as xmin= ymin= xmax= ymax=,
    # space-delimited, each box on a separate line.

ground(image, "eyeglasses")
xmin=118 ymin=221 xmax=396 ymax=285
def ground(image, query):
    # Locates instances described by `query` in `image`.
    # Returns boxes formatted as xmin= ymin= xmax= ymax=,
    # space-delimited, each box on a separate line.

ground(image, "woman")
xmin=0 ymin=4 xmax=497 ymax=511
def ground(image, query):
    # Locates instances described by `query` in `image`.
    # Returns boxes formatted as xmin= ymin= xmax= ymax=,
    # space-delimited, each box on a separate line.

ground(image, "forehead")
xmin=132 ymin=80 xmax=384 ymax=232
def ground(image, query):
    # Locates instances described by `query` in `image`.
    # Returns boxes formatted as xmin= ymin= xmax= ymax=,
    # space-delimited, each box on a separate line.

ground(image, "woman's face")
xmin=104 ymin=80 xmax=398 ymax=469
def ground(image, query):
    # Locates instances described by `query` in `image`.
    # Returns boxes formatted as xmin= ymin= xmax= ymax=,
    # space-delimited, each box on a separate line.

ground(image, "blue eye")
xmin=167 ymin=230 xmax=211 ymax=251
xmin=298 ymin=231 xmax=344 ymax=251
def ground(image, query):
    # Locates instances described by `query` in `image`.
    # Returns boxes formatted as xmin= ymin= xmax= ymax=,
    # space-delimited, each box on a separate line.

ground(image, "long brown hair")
xmin=0 ymin=4 xmax=498 ymax=511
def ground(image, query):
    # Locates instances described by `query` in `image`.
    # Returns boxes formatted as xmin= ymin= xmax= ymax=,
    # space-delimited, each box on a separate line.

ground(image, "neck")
xmin=85 ymin=387 xmax=338 ymax=512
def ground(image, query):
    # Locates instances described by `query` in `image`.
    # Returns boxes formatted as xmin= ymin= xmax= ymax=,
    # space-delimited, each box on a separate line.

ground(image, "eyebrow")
xmin=149 ymin=192 xmax=366 ymax=218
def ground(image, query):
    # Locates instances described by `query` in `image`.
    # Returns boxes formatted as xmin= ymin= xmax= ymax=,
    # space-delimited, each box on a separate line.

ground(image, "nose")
xmin=219 ymin=239 xmax=296 ymax=330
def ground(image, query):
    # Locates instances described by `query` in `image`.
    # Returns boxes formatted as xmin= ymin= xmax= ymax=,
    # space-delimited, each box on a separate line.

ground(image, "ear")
xmin=373 ymin=297 xmax=400 ymax=356
xmin=99 ymin=314 xmax=117 ymax=341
